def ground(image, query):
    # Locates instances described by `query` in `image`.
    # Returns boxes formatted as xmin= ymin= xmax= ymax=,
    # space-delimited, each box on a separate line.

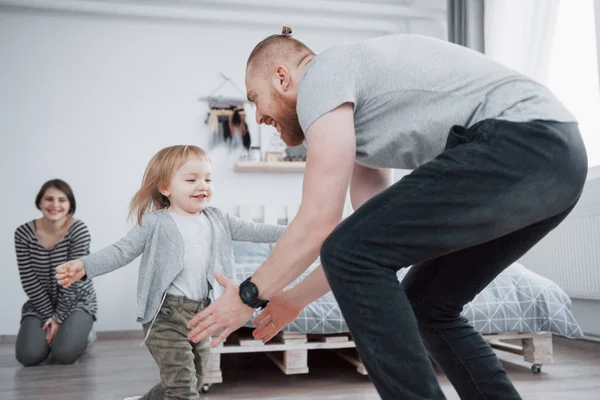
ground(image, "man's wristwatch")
xmin=239 ymin=277 xmax=269 ymax=309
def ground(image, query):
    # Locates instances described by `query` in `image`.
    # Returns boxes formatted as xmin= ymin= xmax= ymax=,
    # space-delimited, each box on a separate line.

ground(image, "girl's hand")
xmin=55 ymin=260 xmax=86 ymax=288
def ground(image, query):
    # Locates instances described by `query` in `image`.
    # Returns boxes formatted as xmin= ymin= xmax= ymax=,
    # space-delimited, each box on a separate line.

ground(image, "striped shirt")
xmin=14 ymin=219 xmax=98 ymax=324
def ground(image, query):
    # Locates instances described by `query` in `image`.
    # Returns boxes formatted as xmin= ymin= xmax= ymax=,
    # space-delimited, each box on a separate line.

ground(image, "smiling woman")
xmin=13 ymin=179 xmax=97 ymax=367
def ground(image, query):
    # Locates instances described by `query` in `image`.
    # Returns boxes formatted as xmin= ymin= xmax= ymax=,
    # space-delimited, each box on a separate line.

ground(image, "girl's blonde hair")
xmin=129 ymin=145 xmax=209 ymax=224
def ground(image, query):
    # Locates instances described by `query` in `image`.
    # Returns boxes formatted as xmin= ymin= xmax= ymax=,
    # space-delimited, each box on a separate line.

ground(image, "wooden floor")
xmin=0 ymin=336 xmax=598 ymax=400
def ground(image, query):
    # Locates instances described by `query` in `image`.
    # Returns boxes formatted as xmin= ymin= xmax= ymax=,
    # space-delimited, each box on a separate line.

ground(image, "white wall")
xmin=0 ymin=6 xmax=446 ymax=335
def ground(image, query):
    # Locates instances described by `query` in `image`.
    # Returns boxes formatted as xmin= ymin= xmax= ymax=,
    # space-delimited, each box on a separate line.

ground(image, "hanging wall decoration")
xmin=199 ymin=73 xmax=255 ymax=154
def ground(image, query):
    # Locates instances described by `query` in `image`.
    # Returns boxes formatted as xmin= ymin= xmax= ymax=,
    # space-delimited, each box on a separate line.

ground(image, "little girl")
xmin=55 ymin=145 xmax=285 ymax=400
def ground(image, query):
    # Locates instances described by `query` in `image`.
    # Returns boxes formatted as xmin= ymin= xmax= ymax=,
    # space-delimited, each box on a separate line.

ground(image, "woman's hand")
xmin=252 ymin=290 xmax=304 ymax=343
xmin=55 ymin=259 xmax=86 ymax=288
xmin=43 ymin=318 xmax=60 ymax=343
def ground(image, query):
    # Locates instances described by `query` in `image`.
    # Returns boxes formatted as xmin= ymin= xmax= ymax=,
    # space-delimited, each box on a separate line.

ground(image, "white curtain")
xmin=546 ymin=0 xmax=600 ymax=167
xmin=484 ymin=0 xmax=600 ymax=166
xmin=484 ymin=0 xmax=559 ymax=86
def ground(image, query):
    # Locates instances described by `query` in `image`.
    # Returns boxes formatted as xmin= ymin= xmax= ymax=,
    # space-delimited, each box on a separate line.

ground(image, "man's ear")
xmin=274 ymin=65 xmax=291 ymax=93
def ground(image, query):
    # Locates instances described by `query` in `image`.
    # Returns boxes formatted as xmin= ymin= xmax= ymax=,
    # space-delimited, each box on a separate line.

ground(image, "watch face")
xmin=240 ymin=280 xmax=258 ymax=306
xmin=240 ymin=286 xmax=252 ymax=302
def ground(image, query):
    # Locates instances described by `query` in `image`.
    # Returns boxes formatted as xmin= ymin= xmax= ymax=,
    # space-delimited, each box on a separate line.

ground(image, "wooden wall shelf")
xmin=234 ymin=161 xmax=306 ymax=173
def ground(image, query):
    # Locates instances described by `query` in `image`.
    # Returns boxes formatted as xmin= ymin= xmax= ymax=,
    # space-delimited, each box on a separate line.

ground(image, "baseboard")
xmin=0 ymin=335 xmax=17 ymax=345
xmin=582 ymin=333 xmax=600 ymax=343
xmin=1 ymin=329 xmax=144 ymax=345
xmin=96 ymin=329 xmax=144 ymax=340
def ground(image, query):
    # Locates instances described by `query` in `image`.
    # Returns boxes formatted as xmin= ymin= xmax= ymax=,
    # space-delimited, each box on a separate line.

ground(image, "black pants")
xmin=15 ymin=310 xmax=93 ymax=366
xmin=320 ymin=119 xmax=588 ymax=399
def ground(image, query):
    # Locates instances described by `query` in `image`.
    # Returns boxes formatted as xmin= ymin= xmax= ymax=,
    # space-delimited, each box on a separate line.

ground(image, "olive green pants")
xmin=141 ymin=295 xmax=211 ymax=400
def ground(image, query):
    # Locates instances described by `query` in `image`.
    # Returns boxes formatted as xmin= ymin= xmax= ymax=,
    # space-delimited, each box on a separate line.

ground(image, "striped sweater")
xmin=14 ymin=219 xmax=98 ymax=324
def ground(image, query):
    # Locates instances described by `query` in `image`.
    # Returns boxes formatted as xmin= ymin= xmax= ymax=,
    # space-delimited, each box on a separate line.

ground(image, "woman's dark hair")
xmin=35 ymin=179 xmax=77 ymax=215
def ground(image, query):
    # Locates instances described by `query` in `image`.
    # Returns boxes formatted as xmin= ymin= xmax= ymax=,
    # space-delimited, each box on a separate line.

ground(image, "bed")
xmin=234 ymin=241 xmax=583 ymax=339
xmin=200 ymin=205 xmax=584 ymax=391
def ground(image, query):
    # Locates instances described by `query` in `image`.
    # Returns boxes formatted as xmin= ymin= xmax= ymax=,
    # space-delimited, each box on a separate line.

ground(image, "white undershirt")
xmin=167 ymin=211 xmax=212 ymax=301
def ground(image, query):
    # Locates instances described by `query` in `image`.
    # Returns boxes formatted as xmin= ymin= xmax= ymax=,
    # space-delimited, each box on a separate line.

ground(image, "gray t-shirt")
xmin=297 ymin=34 xmax=576 ymax=170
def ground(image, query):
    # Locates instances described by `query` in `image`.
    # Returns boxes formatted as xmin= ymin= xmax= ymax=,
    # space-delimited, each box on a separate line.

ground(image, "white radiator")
xmin=520 ymin=168 xmax=600 ymax=300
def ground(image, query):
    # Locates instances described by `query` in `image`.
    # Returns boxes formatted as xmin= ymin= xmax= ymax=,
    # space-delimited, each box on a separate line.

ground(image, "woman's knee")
xmin=51 ymin=312 xmax=93 ymax=364
xmin=51 ymin=342 xmax=85 ymax=364
xmin=15 ymin=344 xmax=49 ymax=367
xmin=15 ymin=318 xmax=50 ymax=367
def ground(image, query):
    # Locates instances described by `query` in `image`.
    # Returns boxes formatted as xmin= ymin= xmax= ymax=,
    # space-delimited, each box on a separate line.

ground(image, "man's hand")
xmin=252 ymin=290 xmax=304 ymax=343
xmin=55 ymin=259 xmax=85 ymax=288
xmin=187 ymin=273 xmax=255 ymax=348
xmin=43 ymin=318 xmax=60 ymax=343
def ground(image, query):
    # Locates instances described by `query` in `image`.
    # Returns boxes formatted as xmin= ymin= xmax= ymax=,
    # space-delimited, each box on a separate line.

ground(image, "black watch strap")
xmin=239 ymin=277 xmax=269 ymax=309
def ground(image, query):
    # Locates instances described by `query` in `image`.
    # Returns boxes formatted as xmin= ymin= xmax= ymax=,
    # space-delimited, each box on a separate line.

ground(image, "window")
xmin=547 ymin=0 xmax=600 ymax=167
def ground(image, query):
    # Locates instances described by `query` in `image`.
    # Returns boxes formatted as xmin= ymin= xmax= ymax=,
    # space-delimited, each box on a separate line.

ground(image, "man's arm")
xmin=185 ymin=108 xmax=393 ymax=346
xmin=250 ymin=103 xmax=357 ymax=300
xmin=285 ymin=264 xmax=330 ymax=307
xmin=283 ymin=164 xmax=393 ymax=306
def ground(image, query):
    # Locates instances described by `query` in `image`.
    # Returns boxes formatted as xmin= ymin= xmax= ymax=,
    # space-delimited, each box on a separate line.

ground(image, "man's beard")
xmin=273 ymin=90 xmax=305 ymax=147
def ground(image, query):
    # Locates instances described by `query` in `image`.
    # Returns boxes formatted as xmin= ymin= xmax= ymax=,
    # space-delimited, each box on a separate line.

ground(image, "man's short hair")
xmin=246 ymin=26 xmax=314 ymax=72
